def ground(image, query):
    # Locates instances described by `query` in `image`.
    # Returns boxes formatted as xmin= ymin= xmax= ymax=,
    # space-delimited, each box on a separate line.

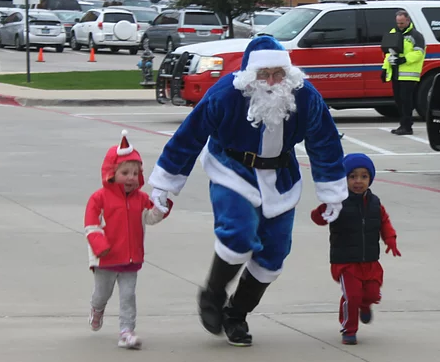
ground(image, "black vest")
xmin=329 ymin=190 xmax=382 ymax=264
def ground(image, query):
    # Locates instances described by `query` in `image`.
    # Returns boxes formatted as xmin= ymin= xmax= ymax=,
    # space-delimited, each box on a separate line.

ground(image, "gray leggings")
xmin=91 ymin=268 xmax=138 ymax=332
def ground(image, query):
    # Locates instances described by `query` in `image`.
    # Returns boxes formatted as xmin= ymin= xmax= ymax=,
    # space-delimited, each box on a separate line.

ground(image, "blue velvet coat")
xmin=149 ymin=73 xmax=348 ymax=218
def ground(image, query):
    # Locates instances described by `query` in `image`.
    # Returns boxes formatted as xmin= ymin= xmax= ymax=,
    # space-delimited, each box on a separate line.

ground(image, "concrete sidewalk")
xmin=0 ymin=82 xmax=158 ymax=107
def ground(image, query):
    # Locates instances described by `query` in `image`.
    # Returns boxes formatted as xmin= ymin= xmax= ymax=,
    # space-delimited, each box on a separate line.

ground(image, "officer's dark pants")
xmin=392 ymin=78 xmax=417 ymax=130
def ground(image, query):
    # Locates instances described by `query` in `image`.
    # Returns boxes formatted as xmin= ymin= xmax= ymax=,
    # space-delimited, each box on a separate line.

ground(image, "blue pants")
xmin=210 ymin=183 xmax=295 ymax=283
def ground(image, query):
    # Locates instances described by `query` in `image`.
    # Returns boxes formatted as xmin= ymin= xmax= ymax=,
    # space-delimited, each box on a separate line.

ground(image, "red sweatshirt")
xmin=311 ymin=198 xmax=396 ymax=284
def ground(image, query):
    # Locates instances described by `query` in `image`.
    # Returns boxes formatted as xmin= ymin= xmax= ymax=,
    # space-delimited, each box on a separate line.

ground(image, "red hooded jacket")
xmin=84 ymin=143 xmax=171 ymax=269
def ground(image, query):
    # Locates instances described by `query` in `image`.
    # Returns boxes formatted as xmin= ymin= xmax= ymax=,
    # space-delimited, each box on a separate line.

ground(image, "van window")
xmin=363 ymin=8 xmax=402 ymax=44
xmin=184 ymin=12 xmax=220 ymax=26
xmin=104 ymin=12 xmax=135 ymax=23
xmin=422 ymin=7 xmax=440 ymax=42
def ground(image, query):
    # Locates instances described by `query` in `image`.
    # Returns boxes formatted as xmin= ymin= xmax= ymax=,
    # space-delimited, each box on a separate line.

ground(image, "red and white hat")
xmin=117 ymin=129 xmax=134 ymax=156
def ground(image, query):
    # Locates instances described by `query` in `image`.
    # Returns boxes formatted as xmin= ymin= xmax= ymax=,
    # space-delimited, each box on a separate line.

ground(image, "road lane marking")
xmin=379 ymin=127 xmax=429 ymax=144
xmin=337 ymin=134 xmax=396 ymax=155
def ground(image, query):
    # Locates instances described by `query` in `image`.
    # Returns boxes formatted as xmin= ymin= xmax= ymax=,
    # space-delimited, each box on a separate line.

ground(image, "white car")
xmin=70 ymin=8 xmax=140 ymax=54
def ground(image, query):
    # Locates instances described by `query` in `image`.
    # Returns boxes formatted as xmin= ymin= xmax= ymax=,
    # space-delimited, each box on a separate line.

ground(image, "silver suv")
xmin=142 ymin=8 xmax=224 ymax=52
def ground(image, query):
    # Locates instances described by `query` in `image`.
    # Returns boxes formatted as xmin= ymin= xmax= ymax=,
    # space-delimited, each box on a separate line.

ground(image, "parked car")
xmin=108 ymin=5 xmax=157 ymax=48
xmin=70 ymin=8 xmax=140 ymax=54
xmin=31 ymin=0 xmax=82 ymax=11
xmin=233 ymin=11 xmax=282 ymax=38
xmin=52 ymin=9 xmax=84 ymax=42
xmin=143 ymin=8 xmax=224 ymax=52
xmin=120 ymin=0 xmax=151 ymax=7
xmin=150 ymin=4 xmax=169 ymax=13
xmin=0 ymin=9 xmax=66 ymax=52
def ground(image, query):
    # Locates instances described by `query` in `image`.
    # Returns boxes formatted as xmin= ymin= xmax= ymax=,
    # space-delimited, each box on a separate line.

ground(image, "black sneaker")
xmin=391 ymin=126 xmax=404 ymax=134
xmin=223 ymin=308 xmax=252 ymax=347
xmin=394 ymin=127 xmax=413 ymax=135
xmin=197 ymin=287 xmax=226 ymax=335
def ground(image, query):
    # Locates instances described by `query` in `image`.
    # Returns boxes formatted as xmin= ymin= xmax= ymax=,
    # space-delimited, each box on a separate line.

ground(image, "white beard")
xmin=233 ymin=66 xmax=305 ymax=130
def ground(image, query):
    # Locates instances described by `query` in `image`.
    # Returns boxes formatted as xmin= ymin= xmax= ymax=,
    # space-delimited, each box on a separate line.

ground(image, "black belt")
xmin=225 ymin=149 xmax=290 ymax=169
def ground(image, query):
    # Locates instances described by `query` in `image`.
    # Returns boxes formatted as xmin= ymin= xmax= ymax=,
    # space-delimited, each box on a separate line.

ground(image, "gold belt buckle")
xmin=243 ymin=151 xmax=257 ymax=167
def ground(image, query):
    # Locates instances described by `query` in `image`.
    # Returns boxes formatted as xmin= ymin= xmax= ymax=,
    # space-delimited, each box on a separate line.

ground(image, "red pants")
xmin=336 ymin=263 xmax=383 ymax=336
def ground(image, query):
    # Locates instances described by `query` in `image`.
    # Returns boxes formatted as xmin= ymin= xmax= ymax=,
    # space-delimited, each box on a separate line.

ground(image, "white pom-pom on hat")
xmin=117 ymin=129 xmax=134 ymax=156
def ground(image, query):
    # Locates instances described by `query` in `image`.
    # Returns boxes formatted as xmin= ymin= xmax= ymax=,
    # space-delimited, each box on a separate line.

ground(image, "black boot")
xmin=198 ymin=254 xmax=242 ymax=335
xmin=223 ymin=268 xmax=270 ymax=346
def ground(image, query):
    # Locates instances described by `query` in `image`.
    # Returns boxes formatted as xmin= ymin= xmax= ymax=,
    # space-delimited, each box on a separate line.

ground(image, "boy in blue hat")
xmin=311 ymin=153 xmax=401 ymax=345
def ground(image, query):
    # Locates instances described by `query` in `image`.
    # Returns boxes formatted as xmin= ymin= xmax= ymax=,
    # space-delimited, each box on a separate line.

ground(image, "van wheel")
xmin=110 ymin=47 xmax=120 ymax=53
xmin=374 ymin=105 xmax=399 ymax=119
xmin=56 ymin=45 xmax=64 ymax=53
xmin=0 ymin=34 xmax=4 ymax=48
xmin=166 ymin=37 xmax=174 ymax=52
xmin=70 ymin=33 xmax=81 ymax=50
xmin=129 ymin=47 xmax=138 ymax=55
xmin=416 ymin=73 xmax=438 ymax=120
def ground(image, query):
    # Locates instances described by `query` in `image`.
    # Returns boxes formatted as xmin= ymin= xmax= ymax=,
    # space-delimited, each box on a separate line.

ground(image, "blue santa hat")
xmin=241 ymin=35 xmax=292 ymax=71
xmin=343 ymin=153 xmax=376 ymax=185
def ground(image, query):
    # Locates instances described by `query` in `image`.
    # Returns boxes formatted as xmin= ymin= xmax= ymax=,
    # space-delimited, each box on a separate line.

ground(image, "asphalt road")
xmin=0 ymin=104 xmax=439 ymax=362
xmin=0 ymin=46 xmax=166 ymax=74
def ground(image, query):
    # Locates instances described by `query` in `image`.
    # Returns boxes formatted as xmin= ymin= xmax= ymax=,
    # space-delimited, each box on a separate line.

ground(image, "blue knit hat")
xmin=240 ymin=35 xmax=291 ymax=71
xmin=343 ymin=153 xmax=376 ymax=185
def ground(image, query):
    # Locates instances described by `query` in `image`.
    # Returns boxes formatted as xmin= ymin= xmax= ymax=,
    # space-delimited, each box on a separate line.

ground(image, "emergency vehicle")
xmin=156 ymin=0 xmax=440 ymax=120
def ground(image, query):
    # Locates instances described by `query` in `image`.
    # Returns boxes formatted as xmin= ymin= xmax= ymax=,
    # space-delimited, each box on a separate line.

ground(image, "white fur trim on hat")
xmin=246 ymin=49 xmax=291 ymax=71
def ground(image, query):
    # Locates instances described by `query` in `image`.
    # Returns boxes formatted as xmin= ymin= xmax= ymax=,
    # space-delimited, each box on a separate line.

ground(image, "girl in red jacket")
xmin=84 ymin=130 xmax=172 ymax=350
xmin=310 ymin=153 xmax=401 ymax=345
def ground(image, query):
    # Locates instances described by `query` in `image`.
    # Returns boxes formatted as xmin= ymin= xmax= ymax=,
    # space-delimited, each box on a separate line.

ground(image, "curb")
xmin=1 ymin=95 xmax=161 ymax=107
xmin=0 ymin=95 xmax=21 ymax=106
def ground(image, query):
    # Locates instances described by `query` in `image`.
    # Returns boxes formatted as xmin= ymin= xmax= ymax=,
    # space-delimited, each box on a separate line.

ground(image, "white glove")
xmin=321 ymin=203 xmax=343 ymax=223
xmin=388 ymin=54 xmax=397 ymax=65
xmin=151 ymin=188 xmax=169 ymax=214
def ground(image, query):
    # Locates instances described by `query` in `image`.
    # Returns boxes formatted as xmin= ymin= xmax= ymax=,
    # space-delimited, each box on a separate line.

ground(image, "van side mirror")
xmin=302 ymin=31 xmax=325 ymax=47
xmin=74 ymin=18 xmax=80 ymax=23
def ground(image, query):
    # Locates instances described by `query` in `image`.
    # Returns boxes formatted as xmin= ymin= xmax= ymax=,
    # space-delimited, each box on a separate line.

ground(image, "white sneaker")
xmin=118 ymin=329 xmax=142 ymax=350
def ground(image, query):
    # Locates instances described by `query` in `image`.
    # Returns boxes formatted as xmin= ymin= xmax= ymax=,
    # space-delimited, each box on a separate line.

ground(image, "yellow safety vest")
xmin=382 ymin=23 xmax=425 ymax=82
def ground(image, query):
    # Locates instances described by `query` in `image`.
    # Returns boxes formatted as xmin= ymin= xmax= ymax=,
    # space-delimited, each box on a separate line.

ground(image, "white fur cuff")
xmin=214 ymin=239 xmax=252 ymax=265
xmin=148 ymin=164 xmax=187 ymax=196
xmin=247 ymin=50 xmax=291 ymax=71
xmin=247 ymin=259 xmax=282 ymax=283
xmin=315 ymin=177 xmax=348 ymax=203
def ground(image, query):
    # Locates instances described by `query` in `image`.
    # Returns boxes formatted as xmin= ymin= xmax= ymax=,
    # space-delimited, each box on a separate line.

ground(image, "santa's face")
xmin=256 ymin=67 xmax=286 ymax=86
xmin=233 ymin=66 xmax=305 ymax=130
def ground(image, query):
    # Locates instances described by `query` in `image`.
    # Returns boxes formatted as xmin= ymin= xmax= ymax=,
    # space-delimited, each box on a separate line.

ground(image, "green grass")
xmin=0 ymin=70 xmax=158 ymax=90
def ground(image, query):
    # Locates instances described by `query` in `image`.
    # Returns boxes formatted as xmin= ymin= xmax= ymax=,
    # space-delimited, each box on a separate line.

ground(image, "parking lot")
xmin=0 ymin=46 xmax=166 ymax=73
xmin=0 ymin=102 xmax=439 ymax=362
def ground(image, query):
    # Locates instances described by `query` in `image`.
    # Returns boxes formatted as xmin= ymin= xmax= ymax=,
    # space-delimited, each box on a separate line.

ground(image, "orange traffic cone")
xmin=36 ymin=48 xmax=45 ymax=62
xmin=88 ymin=48 xmax=96 ymax=63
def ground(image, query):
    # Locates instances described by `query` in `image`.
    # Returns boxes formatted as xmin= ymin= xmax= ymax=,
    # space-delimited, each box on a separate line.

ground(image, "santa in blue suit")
xmin=149 ymin=36 xmax=348 ymax=346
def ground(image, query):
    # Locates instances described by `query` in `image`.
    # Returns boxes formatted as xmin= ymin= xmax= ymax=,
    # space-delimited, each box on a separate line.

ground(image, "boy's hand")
xmin=385 ymin=238 xmax=401 ymax=257
xmin=98 ymin=249 xmax=110 ymax=258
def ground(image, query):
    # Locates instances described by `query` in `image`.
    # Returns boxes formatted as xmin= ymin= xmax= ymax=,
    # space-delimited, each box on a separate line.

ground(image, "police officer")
xmin=381 ymin=10 xmax=425 ymax=135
